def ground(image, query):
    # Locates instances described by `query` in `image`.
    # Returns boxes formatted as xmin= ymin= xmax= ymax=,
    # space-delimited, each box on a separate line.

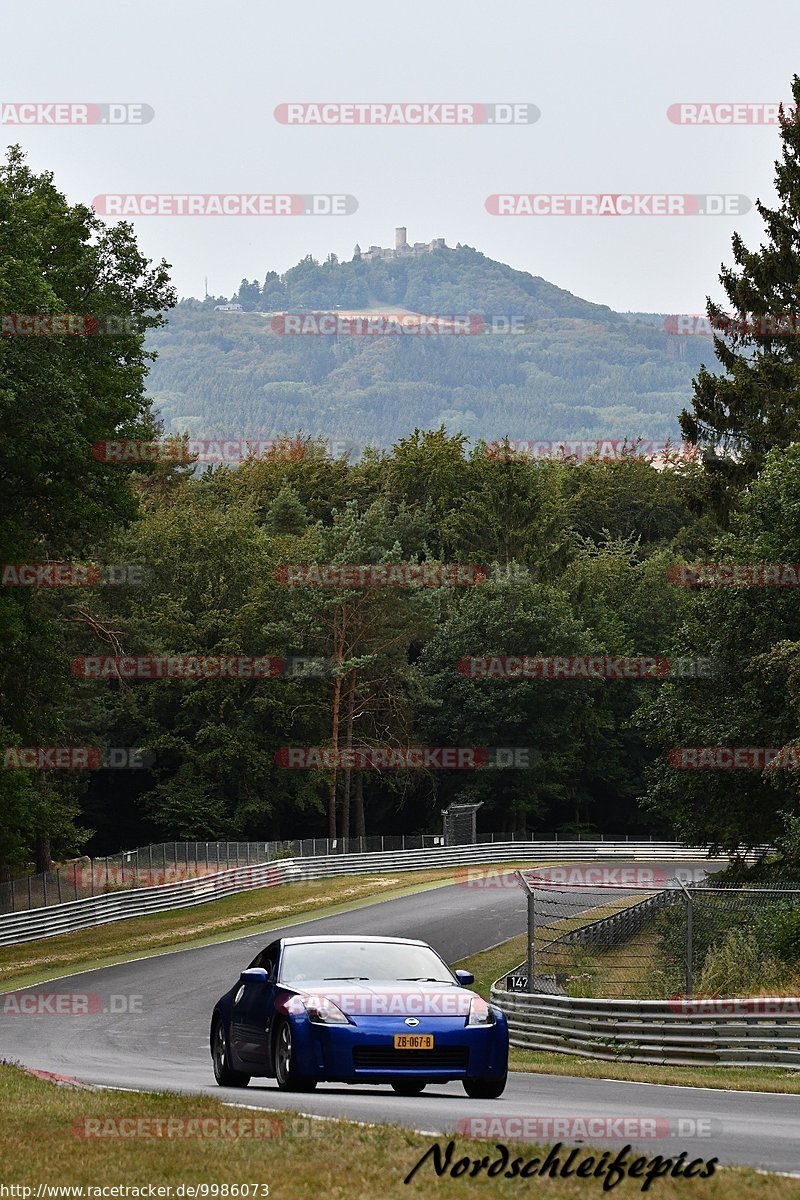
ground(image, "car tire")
xmin=212 ymin=1017 xmax=250 ymax=1088
xmin=273 ymin=1018 xmax=318 ymax=1092
xmin=463 ymin=1073 xmax=507 ymax=1099
xmin=391 ymin=1080 xmax=426 ymax=1096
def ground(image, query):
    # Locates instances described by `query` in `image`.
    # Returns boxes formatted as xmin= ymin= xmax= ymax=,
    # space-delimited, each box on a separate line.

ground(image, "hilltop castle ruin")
xmin=354 ymin=227 xmax=446 ymax=263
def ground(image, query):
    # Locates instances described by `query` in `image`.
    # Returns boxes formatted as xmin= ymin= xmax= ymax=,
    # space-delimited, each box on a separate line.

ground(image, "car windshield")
xmin=278 ymin=940 xmax=456 ymax=984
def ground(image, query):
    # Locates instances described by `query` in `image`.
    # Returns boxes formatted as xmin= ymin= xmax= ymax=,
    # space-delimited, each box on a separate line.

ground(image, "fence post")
xmin=686 ymin=894 xmax=693 ymax=997
xmin=676 ymin=878 xmax=693 ymax=997
xmin=28 ymin=875 xmax=32 ymax=910
xmin=74 ymin=862 xmax=78 ymax=901
xmin=43 ymin=872 xmax=47 ymax=907
xmin=56 ymin=869 xmax=62 ymax=904
xmin=526 ymin=887 xmax=535 ymax=993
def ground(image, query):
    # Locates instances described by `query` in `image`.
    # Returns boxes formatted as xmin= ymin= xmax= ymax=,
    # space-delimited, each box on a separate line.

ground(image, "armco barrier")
xmin=0 ymin=840 xmax=720 ymax=947
xmin=490 ymin=987 xmax=800 ymax=1068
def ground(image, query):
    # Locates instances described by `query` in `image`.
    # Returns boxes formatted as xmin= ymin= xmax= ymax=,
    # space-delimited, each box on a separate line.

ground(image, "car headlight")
xmin=467 ymin=996 xmax=495 ymax=1026
xmin=302 ymin=996 xmax=351 ymax=1026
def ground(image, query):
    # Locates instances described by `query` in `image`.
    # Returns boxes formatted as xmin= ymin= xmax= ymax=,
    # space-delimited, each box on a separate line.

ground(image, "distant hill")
xmin=145 ymin=245 xmax=712 ymax=448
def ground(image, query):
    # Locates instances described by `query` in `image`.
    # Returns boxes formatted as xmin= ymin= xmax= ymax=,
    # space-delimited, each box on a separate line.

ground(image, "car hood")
xmin=283 ymin=980 xmax=477 ymax=1019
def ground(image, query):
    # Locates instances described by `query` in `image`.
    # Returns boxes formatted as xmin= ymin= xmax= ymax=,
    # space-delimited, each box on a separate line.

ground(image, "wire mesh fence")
xmin=0 ymin=831 xmax=673 ymax=915
xmin=0 ymin=835 xmax=437 ymax=913
xmin=509 ymin=869 xmax=800 ymax=1000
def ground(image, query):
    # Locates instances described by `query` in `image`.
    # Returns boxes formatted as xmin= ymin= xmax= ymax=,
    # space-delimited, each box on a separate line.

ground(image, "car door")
xmin=230 ymin=944 xmax=278 ymax=1070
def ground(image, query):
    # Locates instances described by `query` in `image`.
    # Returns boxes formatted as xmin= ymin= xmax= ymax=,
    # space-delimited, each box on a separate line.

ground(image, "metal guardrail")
xmin=2 ymin=832 xmax=697 ymax=914
xmin=0 ymin=840 xmax=719 ymax=947
xmin=491 ymin=988 xmax=800 ymax=1068
xmin=542 ymin=888 xmax=679 ymax=955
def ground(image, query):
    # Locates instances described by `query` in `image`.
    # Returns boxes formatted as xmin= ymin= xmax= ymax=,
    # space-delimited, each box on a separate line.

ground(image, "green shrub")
xmin=751 ymin=902 xmax=800 ymax=964
xmin=696 ymin=927 xmax=782 ymax=995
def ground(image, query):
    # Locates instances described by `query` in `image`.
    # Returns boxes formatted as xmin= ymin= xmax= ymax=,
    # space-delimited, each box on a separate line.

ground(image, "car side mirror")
xmin=454 ymin=969 xmax=475 ymax=986
xmin=239 ymin=967 xmax=269 ymax=984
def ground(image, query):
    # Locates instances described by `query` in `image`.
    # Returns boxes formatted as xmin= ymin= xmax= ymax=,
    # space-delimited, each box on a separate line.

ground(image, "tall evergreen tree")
xmin=681 ymin=75 xmax=800 ymax=505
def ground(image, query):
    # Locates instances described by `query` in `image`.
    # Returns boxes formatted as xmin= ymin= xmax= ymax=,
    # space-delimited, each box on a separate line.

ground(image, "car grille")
xmin=352 ymin=1046 xmax=468 ymax=1070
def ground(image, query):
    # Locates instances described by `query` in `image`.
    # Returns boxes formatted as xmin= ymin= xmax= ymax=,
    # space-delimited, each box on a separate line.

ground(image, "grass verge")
xmin=505 ymin=1048 xmax=800 ymax=1094
xmin=0 ymin=1064 xmax=789 ymax=1198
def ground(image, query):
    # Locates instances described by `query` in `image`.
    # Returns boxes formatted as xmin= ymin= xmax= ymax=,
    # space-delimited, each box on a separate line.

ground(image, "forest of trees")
xmin=3 ymin=421 xmax=800 ymax=867
xmin=5 ymin=76 xmax=800 ymax=878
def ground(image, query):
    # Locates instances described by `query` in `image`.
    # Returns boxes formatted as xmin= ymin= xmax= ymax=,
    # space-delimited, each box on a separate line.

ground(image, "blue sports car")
xmin=210 ymin=934 xmax=508 ymax=1098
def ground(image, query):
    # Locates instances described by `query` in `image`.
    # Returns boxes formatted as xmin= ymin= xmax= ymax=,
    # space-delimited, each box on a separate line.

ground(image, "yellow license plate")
xmin=393 ymin=1034 xmax=434 ymax=1049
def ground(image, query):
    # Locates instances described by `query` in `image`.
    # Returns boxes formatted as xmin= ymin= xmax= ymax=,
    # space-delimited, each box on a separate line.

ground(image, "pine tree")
xmin=681 ymin=75 xmax=800 ymax=503
xmin=265 ymin=484 xmax=308 ymax=535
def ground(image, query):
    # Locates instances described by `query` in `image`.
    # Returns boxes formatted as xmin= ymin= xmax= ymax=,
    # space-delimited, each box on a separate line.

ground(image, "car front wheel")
xmin=273 ymin=1018 xmax=318 ymax=1092
xmin=463 ymin=1073 xmax=507 ymax=1099
xmin=212 ymin=1017 xmax=250 ymax=1088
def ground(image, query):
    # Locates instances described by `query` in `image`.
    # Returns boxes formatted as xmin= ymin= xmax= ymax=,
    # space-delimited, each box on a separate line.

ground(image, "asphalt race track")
xmin=1 ymin=861 xmax=798 ymax=1175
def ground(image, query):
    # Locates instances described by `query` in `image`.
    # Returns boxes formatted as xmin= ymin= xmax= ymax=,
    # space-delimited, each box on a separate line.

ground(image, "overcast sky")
xmin=3 ymin=0 xmax=799 ymax=313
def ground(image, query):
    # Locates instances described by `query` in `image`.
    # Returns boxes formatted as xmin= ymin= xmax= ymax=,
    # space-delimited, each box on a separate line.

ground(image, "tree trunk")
xmin=328 ymin=611 xmax=346 ymax=839
xmin=354 ymin=771 xmax=365 ymax=838
xmin=341 ymin=669 xmax=357 ymax=843
xmin=34 ymin=832 xmax=52 ymax=873
xmin=328 ymin=668 xmax=342 ymax=839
